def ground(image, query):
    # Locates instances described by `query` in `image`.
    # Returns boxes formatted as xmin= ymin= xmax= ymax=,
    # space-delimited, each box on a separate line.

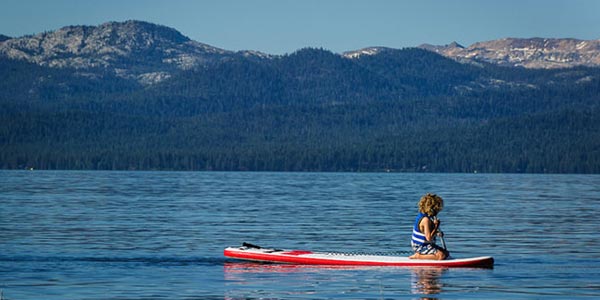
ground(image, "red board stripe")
xmin=223 ymin=249 xmax=494 ymax=268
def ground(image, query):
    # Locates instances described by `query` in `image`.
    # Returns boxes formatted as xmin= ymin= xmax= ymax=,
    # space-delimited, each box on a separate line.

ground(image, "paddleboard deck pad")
xmin=224 ymin=243 xmax=494 ymax=268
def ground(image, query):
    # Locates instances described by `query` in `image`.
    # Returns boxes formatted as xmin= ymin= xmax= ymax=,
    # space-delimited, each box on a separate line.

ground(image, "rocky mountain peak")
xmin=99 ymin=20 xmax=191 ymax=45
xmin=0 ymin=20 xmax=232 ymax=84
xmin=447 ymin=41 xmax=464 ymax=49
xmin=419 ymin=37 xmax=600 ymax=68
xmin=46 ymin=20 xmax=193 ymax=55
xmin=1 ymin=20 xmax=192 ymax=61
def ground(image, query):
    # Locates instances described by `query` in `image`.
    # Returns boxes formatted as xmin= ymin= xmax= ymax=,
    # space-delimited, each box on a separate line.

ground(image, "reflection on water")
xmin=223 ymin=261 xmax=389 ymax=275
xmin=224 ymin=262 xmax=451 ymax=299
xmin=411 ymin=267 xmax=446 ymax=298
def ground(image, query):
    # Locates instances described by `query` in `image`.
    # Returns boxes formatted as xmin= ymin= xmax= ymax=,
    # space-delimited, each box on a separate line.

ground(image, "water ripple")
xmin=1 ymin=171 xmax=599 ymax=299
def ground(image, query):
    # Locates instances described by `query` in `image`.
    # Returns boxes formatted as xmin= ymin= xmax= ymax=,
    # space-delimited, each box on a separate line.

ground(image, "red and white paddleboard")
xmin=224 ymin=243 xmax=494 ymax=268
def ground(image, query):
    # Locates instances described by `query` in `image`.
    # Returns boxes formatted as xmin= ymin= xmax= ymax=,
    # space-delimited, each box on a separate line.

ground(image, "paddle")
xmin=433 ymin=216 xmax=447 ymax=250
xmin=439 ymin=231 xmax=447 ymax=250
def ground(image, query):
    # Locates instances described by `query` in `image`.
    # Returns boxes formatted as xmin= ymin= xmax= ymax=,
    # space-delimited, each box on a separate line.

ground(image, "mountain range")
xmin=1 ymin=21 xmax=599 ymax=173
xmin=2 ymin=20 xmax=600 ymax=84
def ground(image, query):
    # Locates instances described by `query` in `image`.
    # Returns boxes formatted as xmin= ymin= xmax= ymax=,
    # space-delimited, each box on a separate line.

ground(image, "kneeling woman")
xmin=409 ymin=193 xmax=449 ymax=260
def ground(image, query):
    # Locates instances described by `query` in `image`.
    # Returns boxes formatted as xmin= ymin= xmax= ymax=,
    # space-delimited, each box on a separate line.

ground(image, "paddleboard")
xmin=224 ymin=243 xmax=494 ymax=268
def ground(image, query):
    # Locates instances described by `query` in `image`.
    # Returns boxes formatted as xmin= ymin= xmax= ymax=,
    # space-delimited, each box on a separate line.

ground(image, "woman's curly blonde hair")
xmin=418 ymin=193 xmax=444 ymax=216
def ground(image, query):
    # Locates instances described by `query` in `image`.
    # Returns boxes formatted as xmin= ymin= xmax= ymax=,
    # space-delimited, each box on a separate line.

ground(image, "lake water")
xmin=1 ymin=171 xmax=599 ymax=299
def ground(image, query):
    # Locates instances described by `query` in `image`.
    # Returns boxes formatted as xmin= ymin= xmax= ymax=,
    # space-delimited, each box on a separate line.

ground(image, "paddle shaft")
xmin=439 ymin=233 xmax=447 ymax=250
xmin=433 ymin=216 xmax=447 ymax=250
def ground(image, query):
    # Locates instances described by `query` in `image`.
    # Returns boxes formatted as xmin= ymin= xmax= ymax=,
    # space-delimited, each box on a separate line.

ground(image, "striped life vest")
xmin=411 ymin=212 xmax=435 ymax=246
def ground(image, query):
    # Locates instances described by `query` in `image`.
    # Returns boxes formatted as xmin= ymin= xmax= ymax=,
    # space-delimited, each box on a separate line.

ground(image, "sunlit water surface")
xmin=1 ymin=171 xmax=599 ymax=299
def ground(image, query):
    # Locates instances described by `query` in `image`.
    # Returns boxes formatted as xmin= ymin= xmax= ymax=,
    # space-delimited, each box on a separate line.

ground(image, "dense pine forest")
xmin=1 ymin=47 xmax=599 ymax=173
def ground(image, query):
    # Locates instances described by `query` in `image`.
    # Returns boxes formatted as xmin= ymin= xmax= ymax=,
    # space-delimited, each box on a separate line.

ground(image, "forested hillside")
xmin=1 ymin=44 xmax=599 ymax=172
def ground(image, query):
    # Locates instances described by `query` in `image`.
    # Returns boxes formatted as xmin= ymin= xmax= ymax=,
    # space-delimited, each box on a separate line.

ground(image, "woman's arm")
xmin=420 ymin=217 xmax=440 ymax=242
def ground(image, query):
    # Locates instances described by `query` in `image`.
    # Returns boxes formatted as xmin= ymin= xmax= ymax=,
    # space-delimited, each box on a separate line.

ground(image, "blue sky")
xmin=1 ymin=0 xmax=599 ymax=54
